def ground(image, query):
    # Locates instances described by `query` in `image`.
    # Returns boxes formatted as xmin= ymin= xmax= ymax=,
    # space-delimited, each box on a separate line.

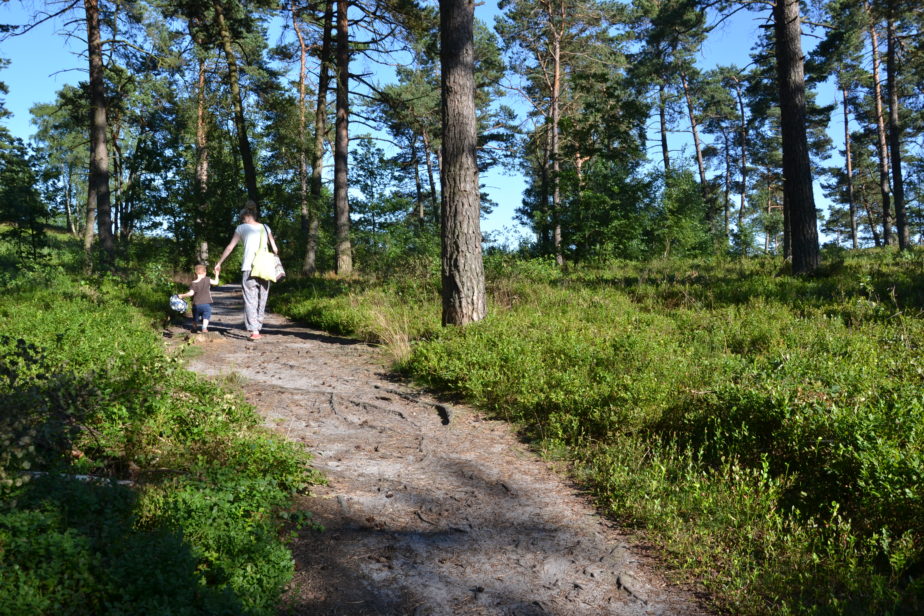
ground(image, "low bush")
xmin=1 ymin=246 xmax=319 ymax=615
xmin=273 ymin=250 xmax=924 ymax=615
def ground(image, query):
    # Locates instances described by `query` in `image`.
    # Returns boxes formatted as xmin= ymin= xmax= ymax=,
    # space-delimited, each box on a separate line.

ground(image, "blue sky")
xmin=0 ymin=1 xmax=840 ymax=245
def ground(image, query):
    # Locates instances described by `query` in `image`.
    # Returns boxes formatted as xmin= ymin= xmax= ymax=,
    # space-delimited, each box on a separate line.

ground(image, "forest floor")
xmin=173 ymin=285 xmax=714 ymax=616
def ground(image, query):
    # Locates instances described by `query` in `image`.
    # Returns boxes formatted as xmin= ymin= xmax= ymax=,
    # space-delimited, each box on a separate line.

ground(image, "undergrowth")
xmin=273 ymin=249 xmax=924 ymax=615
xmin=0 ymin=238 xmax=320 ymax=616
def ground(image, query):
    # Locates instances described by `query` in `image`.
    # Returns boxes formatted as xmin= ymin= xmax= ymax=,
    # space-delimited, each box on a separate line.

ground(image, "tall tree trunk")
xmin=65 ymin=162 xmax=77 ymax=236
xmin=732 ymin=78 xmax=747 ymax=233
xmin=214 ymin=0 xmax=259 ymax=203
xmin=842 ymin=86 xmax=858 ymax=249
xmin=291 ymin=0 xmax=310 ymax=266
xmin=550 ymin=30 xmax=563 ymax=266
xmin=773 ymin=0 xmax=819 ymax=274
xmin=334 ymin=0 xmax=352 ymax=275
xmin=307 ymin=0 xmax=334 ymax=275
xmin=680 ymin=71 xmax=708 ymax=203
xmin=538 ymin=125 xmax=551 ymax=252
xmin=421 ymin=127 xmax=439 ymax=216
xmin=439 ymin=0 xmax=486 ymax=326
xmin=84 ymin=0 xmax=114 ymax=262
xmin=886 ymin=16 xmax=908 ymax=250
xmin=194 ymin=49 xmax=210 ymax=264
xmin=658 ymin=82 xmax=670 ymax=173
xmin=110 ymin=123 xmax=122 ymax=239
xmin=721 ymin=125 xmax=731 ymax=242
xmin=412 ymin=137 xmax=425 ymax=222
xmin=867 ymin=7 xmax=893 ymax=246
xmin=861 ymin=189 xmax=882 ymax=246
xmin=783 ymin=186 xmax=791 ymax=259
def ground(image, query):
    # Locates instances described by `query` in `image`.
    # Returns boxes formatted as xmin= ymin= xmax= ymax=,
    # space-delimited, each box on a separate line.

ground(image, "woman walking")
xmin=214 ymin=201 xmax=279 ymax=340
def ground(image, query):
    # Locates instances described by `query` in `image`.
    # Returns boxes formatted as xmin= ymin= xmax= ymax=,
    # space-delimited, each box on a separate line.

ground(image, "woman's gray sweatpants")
xmin=241 ymin=270 xmax=270 ymax=332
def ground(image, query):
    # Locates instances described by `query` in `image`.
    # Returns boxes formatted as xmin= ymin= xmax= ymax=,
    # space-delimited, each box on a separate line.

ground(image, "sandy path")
xmin=178 ymin=285 xmax=711 ymax=616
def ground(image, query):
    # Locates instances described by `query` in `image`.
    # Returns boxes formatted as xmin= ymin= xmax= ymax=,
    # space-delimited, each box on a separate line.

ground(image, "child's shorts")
xmin=193 ymin=303 xmax=212 ymax=322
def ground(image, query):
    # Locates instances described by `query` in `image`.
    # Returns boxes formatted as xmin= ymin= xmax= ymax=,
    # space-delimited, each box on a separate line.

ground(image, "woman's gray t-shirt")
xmin=235 ymin=223 xmax=270 ymax=271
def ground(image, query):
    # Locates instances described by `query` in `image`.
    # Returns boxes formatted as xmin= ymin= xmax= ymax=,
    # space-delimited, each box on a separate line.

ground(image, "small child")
xmin=177 ymin=264 xmax=219 ymax=333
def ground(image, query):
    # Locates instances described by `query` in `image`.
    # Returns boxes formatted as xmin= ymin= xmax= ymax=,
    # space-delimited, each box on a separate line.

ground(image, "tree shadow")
xmin=4 ymin=475 xmax=246 ymax=615
xmin=281 ymin=457 xmax=660 ymax=616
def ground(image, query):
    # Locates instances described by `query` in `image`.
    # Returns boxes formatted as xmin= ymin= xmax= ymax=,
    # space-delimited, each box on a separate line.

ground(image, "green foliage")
xmin=0 ymin=236 xmax=318 ymax=615
xmin=275 ymin=250 xmax=924 ymax=615
xmin=0 ymin=132 xmax=48 ymax=262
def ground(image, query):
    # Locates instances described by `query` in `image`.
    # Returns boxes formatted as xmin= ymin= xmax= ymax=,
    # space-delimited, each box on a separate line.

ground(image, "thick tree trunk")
xmin=84 ymin=0 xmax=114 ymax=261
xmin=334 ymin=0 xmax=352 ymax=275
xmin=681 ymin=71 xmax=708 ymax=203
xmin=195 ymin=50 xmax=210 ymax=264
xmin=867 ymin=9 xmax=893 ymax=246
xmin=842 ymin=87 xmax=858 ymax=249
xmin=307 ymin=0 xmax=334 ymax=275
xmin=658 ymin=82 xmax=670 ymax=173
xmin=886 ymin=18 xmax=908 ymax=250
xmin=214 ymin=0 xmax=259 ymax=203
xmin=773 ymin=0 xmax=819 ymax=274
xmin=439 ymin=0 xmax=486 ymax=326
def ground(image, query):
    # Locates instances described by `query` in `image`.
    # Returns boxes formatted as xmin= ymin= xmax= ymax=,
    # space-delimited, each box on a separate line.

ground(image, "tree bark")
xmin=194 ymin=47 xmax=210 ymax=264
xmin=842 ymin=86 xmax=858 ymax=249
xmin=861 ymin=188 xmax=882 ymax=247
xmin=886 ymin=17 xmax=908 ymax=250
xmin=439 ymin=0 xmax=486 ymax=326
xmin=307 ymin=0 xmax=334 ymax=275
xmin=550 ymin=27 xmax=563 ymax=266
xmin=866 ymin=7 xmax=893 ymax=246
xmin=334 ymin=0 xmax=352 ymax=275
xmin=658 ymin=81 xmax=670 ymax=173
xmin=291 ymin=0 xmax=310 ymax=269
xmin=732 ymin=77 xmax=747 ymax=233
xmin=721 ymin=125 xmax=731 ymax=242
xmin=84 ymin=0 xmax=114 ymax=262
xmin=773 ymin=0 xmax=819 ymax=274
xmin=412 ymin=136 xmax=425 ymax=222
xmin=65 ymin=161 xmax=77 ymax=236
xmin=214 ymin=0 xmax=259 ymax=203
xmin=681 ymin=71 xmax=708 ymax=203
xmin=421 ymin=127 xmax=439 ymax=217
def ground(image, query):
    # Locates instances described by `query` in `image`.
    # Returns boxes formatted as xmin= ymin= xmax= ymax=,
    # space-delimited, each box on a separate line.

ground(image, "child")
xmin=177 ymin=264 xmax=219 ymax=333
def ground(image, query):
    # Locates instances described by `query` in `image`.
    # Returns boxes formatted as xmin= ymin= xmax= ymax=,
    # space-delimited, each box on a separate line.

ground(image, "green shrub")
xmin=0 ymin=249 xmax=318 ymax=615
xmin=275 ymin=252 xmax=924 ymax=615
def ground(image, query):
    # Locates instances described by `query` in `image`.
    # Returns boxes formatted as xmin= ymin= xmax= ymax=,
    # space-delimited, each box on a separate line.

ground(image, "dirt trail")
xmin=177 ymin=285 xmax=710 ymax=616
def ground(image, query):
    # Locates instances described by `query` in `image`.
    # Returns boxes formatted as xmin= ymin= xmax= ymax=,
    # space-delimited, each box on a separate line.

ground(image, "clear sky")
xmin=0 ymin=1 xmax=840 ymax=246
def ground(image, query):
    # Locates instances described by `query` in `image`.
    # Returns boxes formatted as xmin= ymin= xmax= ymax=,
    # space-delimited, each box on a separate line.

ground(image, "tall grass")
xmin=273 ymin=249 xmax=924 ymax=615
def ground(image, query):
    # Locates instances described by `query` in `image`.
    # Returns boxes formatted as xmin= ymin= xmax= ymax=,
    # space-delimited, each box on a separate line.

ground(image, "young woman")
xmin=213 ymin=201 xmax=279 ymax=340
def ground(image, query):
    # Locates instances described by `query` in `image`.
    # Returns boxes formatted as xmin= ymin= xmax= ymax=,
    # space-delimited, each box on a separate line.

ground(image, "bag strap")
xmin=258 ymin=224 xmax=268 ymax=253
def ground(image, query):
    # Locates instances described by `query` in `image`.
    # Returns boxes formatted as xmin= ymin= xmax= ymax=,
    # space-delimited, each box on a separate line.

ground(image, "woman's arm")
xmin=214 ymin=232 xmax=241 ymax=274
xmin=267 ymin=228 xmax=279 ymax=255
